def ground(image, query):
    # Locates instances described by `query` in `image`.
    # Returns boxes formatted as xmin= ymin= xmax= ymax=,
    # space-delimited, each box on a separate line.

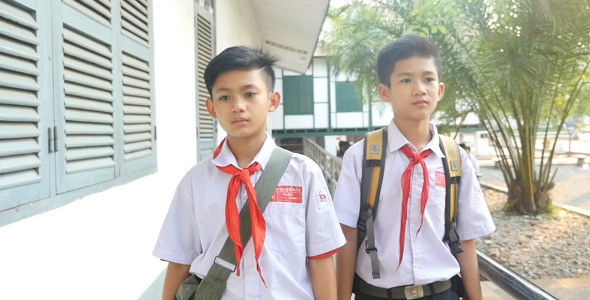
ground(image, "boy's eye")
xmin=400 ymin=79 xmax=411 ymax=83
xmin=219 ymin=95 xmax=230 ymax=100
xmin=425 ymin=78 xmax=436 ymax=83
xmin=245 ymin=92 xmax=256 ymax=97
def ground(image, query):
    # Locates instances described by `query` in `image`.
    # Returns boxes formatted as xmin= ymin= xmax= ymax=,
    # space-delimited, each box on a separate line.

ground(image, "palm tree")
xmin=322 ymin=0 xmax=590 ymax=214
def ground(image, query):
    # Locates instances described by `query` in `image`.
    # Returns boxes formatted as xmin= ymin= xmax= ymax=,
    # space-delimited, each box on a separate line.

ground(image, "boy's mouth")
xmin=413 ymin=99 xmax=429 ymax=106
xmin=233 ymin=117 xmax=248 ymax=125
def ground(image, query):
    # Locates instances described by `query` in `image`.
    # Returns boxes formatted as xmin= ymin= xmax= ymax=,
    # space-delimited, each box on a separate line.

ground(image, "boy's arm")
xmin=336 ymin=224 xmax=358 ymax=300
xmin=310 ymin=254 xmax=338 ymax=300
xmin=162 ymin=262 xmax=191 ymax=300
xmin=456 ymin=239 xmax=482 ymax=300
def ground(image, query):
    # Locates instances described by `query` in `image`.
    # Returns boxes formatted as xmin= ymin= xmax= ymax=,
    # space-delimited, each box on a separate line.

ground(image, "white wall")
xmin=325 ymin=135 xmax=338 ymax=156
xmin=154 ymin=0 xmax=198 ymax=175
xmin=215 ymin=0 xmax=263 ymax=55
xmin=0 ymin=1 xmax=213 ymax=299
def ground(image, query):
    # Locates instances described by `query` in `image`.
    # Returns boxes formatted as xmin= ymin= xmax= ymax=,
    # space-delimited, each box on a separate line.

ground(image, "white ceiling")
xmin=248 ymin=0 xmax=331 ymax=73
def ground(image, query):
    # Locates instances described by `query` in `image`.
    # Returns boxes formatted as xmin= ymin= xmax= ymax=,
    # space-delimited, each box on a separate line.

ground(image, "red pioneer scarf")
xmin=398 ymin=144 xmax=432 ymax=269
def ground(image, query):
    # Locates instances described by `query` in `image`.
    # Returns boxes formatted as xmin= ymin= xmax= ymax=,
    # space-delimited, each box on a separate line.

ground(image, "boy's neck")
xmin=394 ymin=118 xmax=432 ymax=152
xmin=226 ymin=133 xmax=267 ymax=169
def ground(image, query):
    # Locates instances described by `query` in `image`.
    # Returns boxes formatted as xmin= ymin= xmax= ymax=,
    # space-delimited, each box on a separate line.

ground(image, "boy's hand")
xmin=336 ymin=224 xmax=358 ymax=300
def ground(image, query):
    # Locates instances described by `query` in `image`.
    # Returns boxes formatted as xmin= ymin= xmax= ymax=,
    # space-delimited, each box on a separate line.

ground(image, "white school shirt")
xmin=333 ymin=121 xmax=495 ymax=288
xmin=468 ymin=153 xmax=480 ymax=175
xmin=154 ymin=136 xmax=345 ymax=299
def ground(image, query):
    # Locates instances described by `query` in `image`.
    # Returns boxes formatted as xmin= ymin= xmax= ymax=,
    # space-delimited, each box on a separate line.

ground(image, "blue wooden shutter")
xmin=0 ymin=0 xmax=50 ymax=210
xmin=119 ymin=0 xmax=155 ymax=175
xmin=55 ymin=1 xmax=116 ymax=193
xmin=196 ymin=5 xmax=215 ymax=161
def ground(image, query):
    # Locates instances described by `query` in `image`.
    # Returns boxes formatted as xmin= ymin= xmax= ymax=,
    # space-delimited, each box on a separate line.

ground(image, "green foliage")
xmin=438 ymin=0 xmax=590 ymax=213
xmin=322 ymin=0 xmax=590 ymax=214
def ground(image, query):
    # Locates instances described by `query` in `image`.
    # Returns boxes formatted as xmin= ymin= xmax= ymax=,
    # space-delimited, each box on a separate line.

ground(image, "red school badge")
xmin=271 ymin=186 xmax=303 ymax=203
xmin=436 ymin=171 xmax=446 ymax=187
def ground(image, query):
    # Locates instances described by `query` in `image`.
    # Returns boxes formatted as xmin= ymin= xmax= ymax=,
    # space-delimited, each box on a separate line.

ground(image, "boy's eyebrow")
xmin=396 ymin=70 xmax=437 ymax=77
xmin=213 ymin=84 xmax=260 ymax=94
xmin=240 ymin=84 xmax=260 ymax=90
xmin=213 ymin=87 xmax=232 ymax=94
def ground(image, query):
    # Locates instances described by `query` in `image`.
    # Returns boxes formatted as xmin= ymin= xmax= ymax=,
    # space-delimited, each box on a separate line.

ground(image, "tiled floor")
xmin=534 ymin=277 xmax=590 ymax=300
xmin=481 ymin=277 xmax=590 ymax=300
xmin=347 ymin=278 xmax=589 ymax=299
xmin=481 ymin=280 xmax=516 ymax=299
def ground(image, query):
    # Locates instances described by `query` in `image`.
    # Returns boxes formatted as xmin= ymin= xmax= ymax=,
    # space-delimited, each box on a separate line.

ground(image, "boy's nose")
xmin=413 ymin=83 xmax=427 ymax=95
xmin=231 ymin=98 xmax=246 ymax=112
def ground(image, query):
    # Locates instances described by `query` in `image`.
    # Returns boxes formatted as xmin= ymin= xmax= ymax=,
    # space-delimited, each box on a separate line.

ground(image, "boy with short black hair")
xmin=334 ymin=35 xmax=495 ymax=300
xmin=459 ymin=143 xmax=480 ymax=177
xmin=154 ymin=46 xmax=345 ymax=300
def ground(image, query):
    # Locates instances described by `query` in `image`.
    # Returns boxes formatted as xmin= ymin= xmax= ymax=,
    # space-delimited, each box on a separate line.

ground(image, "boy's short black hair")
xmin=204 ymin=46 xmax=278 ymax=97
xmin=459 ymin=143 xmax=471 ymax=151
xmin=376 ymin=34 xmax=442 ymax=86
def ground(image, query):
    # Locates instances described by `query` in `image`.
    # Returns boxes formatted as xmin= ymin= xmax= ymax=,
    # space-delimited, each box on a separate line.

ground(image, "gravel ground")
xmin=476 ymin=188 xmax=590 ymax=280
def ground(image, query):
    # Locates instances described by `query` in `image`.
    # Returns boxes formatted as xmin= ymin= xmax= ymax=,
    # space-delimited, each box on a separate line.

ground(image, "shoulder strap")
xmin=357 ymin=127 xmax=387 ymax=279
xmin=194 ymin=147 xmax=293 ymax=300
xmin=439 ymin=135 xmax=464 ymax=255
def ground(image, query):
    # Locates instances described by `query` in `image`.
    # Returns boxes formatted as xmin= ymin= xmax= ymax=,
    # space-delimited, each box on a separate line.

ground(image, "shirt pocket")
xmin=428 ymin=185 xmax=446 ymax=218
xmin=428 ymin=184 xmax=447 ymax=237
xmin=264 ymin=203 xmax=306 ymax=255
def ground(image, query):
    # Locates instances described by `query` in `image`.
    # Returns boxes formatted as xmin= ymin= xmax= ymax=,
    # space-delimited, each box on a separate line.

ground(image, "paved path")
xmin=478 ymin=157 xmax=590 ymax=212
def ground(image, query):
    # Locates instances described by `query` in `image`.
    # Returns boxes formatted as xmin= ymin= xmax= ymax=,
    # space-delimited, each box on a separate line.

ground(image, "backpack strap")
xmin=191 ymin=147 xmax=293 ymax=300
xmin=357 ymin=127 xmax=387 ymax=279
xmin=439 ymin=135 xmax=464 ymax=255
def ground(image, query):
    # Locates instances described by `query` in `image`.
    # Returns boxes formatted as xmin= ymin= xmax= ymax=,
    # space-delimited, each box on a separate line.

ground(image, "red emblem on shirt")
xmin=271 ymin=186 xmax=303 ymax=203
xmin=436 ymin=171 xmax=446 ymax=187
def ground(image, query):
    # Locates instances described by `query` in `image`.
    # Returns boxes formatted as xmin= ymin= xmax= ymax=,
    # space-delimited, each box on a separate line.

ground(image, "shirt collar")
xmin=387 ymin=120 xmax=445 ymax=158
xmin=212 ymin=134 xmax=276 ymax=170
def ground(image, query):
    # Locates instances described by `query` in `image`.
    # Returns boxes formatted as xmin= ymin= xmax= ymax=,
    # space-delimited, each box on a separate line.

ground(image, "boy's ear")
xmin=205 ymin=98 xmax=216 ymax=118
xmin=268 ymin=92 xmax=281 ymax=112
xmin=378 ymin=84 xmax=392 ymax=103
xmin=437 ymin=82 xmax=445 ymax=101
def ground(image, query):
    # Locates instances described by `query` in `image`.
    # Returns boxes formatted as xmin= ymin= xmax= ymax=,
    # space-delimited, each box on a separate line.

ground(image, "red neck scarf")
xmin=398 ymin=144 xmax=432 ymax=269
xmin=214 ymin=139 xmax=267 ymax=285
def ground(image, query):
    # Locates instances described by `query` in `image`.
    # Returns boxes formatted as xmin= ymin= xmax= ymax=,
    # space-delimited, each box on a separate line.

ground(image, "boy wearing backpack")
xmin=333 ymin=35 xmax=495 ymax=300
xmin=153 ymin=46 xmax=345 ymax=300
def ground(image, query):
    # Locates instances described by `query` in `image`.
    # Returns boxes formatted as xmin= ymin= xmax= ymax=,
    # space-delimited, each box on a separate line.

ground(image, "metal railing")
xmin=303 ymin=138 xmax=342 ymax=195
xmin=477 ymin=250 xmax=557 ymax=299
xmin=302 ymin=137 xmax=558 ymax=300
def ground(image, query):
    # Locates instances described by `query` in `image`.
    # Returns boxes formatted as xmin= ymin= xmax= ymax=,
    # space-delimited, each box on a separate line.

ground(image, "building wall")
xmin=215 ymin=0 xmax=262 ymax=52
xmin=271 ymin=56 xmax=393 ymax=133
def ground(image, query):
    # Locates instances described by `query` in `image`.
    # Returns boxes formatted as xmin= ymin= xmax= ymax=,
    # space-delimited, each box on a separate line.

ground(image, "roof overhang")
xmin=249 ymin=0 xmax=330 ymax=74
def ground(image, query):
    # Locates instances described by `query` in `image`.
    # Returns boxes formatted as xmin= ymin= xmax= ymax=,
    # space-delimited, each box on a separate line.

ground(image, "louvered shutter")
xmin=55 ymin=2 xmax=116 ymax=193
xmin=120 ymin=0 xmax=149 ymax=46
xmin=63 ymin=0 xmax=112 ymax=27
xmin=119 ymin=0 xmax=155 ymax=175
xmin=196 ymin=5 xmax=215 ymax=161
xmin=0 ymin=0 xmax=50 ymax=210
